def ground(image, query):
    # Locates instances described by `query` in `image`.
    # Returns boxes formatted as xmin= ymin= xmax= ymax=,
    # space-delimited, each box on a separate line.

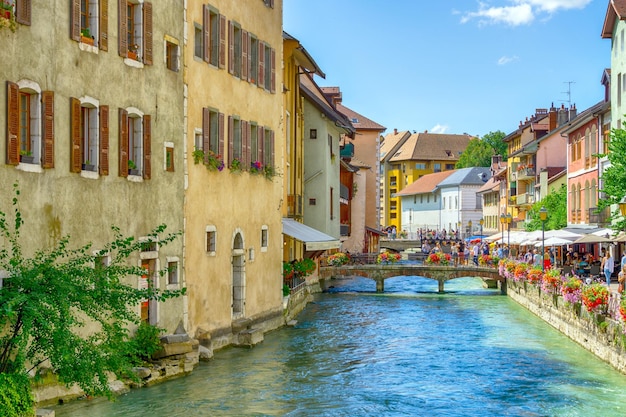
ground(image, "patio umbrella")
xmin=573 ymin=234 xmax=611 ymax=244
xmin=543 ymin=230 xmax=582 ymax=240
xmin=612 ymin=232 xmax=626 ymax=242
xmin=534 ymin=237 xmax=572 ymax=247
xmin=484 ymin=232 xmax=503 ymax=242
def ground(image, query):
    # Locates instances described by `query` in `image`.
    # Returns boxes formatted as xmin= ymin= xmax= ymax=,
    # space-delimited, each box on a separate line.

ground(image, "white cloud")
xmin=461 ymin=0 xmax=592 ymax=26
xmin=430 ymin=124 xmax=449 ymax=134
xmin=497 ymin=55 xmax=519 ymax=65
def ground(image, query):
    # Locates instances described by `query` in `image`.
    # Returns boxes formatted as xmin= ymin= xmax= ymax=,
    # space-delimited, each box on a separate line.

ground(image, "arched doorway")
xmin=232 ymin=232 xmax=245 ymax=319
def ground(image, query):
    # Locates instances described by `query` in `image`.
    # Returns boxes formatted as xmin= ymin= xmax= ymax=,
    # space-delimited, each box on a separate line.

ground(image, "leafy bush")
xmin=0 ymin=373 xmax=34 ymax=417
xmin=125 ymin=322 xmax=164 ymax=364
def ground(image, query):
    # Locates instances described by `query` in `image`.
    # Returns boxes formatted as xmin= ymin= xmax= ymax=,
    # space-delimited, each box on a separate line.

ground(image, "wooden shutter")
xmin=227 ymin=116 xmax=234 ymax=166
xmin=218 ymin=112 xmax=224 ymax=158
xmin=15 ymin=0 xmax=31 ymax=26
xmin=42 ymin=91 xmax=54 ymax=169
xmin=143 ymin=3 xmax=153 ymax=65
xmin=143 ymin=115 xmax=151 ymax=179
xmin=228 ymin=21 xmax=234 ymax=75
xmin=118 ymin=108 xmax=128 ymax=177
xmin=258 ymin=42 xmax=265 ymax=89
xmin=258 ymin=126 xmax=265 ymax=166
xmin=202 ymin=5 xmax=209 ymax=63
xmin=219 ymin=14 xmax=226 ymax=69
xmin=99 ymin=105 xmax=109 ymax=175
xmin=202 ymin=107 xmax=210 ymax=162
xmin=242 ymin=31 xmax=248 ymax=81
xmin=99 ymin=0 xmax=108 ymax=51
xmin=242 ymin=120 xmax=249 ymax=167
xmin=6 ymin=81 xmax=19 ymax=165
xmin=70 ymin=0 xmax=81 ymax=41
xmin=118 ymin=0 xmax=128 ymax=57
xmin=70 ymin=97 xmax=82 ymax=173
xmin=270 ymin=130 xmax=275 ymax=166
xmin=270 ymin=47 xmax=276 ymax=93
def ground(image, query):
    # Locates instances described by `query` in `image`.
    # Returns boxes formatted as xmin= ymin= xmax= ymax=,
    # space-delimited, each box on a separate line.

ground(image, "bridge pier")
xmin=376 ymin=279 xmax=384 ymax=293
xmin=438 ymin=279 xmax=444 ymax=293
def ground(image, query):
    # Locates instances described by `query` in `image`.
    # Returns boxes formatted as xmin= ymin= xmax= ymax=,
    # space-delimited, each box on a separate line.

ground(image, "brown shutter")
xmin=258 ymin=126 xmax=265 ymax=166
xmin=258 ymin=42 xmax=265 ymax=89
xmin=218 ymin=112 xmax=224 ymax=158
xmin=99 ymin=0 xmax=108 ymax=51
xmin=227 ymin=116 xmax=234 ymax=166
xmin=228 ymin=20 xmax=234 ymax=75
xmin=118 ymin=0 xmax=128 ymax=57
xmin=70 ymin=97 xmax=82 ymax=173
xmin=270 ymin=130 xmax=275 ymax=166
xmin=143 ymin=3 xmax=153 ymax=65
xmin=15 ymin=0 xmax=31 ymax=26
xmin=118 ymin=108 xmax=128 ymax=177
xmin=241 ymin=120 xmax=248 ymax=167
xmin=270 ymin=47 xmax=276 ymax=93
xmin=242 ymin=30 xmax=248 ymax=81
xmin=70 ymin=0 xmax=81 ymax=41
xmin=219 ymin=14 xmax=226 ymax=69
xmin=41 ymin=91 xmax=54 ymax=169
xmin=6 ymin=81 xmax=19 ymax=165
xmin=143 ymin=115 xmax=151 ymax=179
xmin=202 ymin=107 xmax=210 ymax=162
xmin=202 ymin=5 xmax=209 ymax=63
xmin=99 ymin=105 xmax=109 ymax=175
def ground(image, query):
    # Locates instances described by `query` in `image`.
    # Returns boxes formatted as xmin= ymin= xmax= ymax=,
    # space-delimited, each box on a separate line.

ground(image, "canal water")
xmin=54 ymin=276 xmax=626 ymax=416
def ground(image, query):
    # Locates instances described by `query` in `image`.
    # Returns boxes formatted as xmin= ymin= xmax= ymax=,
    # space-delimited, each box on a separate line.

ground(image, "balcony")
xmin=340 ymin=183 xmax=350 ymax=204
xmin=588 ymin=207 xmax=610 ymax=226
xmin=513 ymin=167 xmax=535 ymax=181
xmin=516 ymin=192 xmax=535 ymax=206
xmin=340 ymin=224 xmax=350 ymax=237
xmin=287 ymin=194 xmax=302 ymax=218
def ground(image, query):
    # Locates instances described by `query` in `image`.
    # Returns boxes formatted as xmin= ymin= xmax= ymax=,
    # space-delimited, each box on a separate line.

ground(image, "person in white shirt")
xmin=602 ymin=252 xmax=614 ymax=286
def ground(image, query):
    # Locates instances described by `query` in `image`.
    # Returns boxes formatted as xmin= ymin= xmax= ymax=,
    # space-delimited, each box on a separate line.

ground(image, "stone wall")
xmin=506 ymin=279 xmax=626 ymax=374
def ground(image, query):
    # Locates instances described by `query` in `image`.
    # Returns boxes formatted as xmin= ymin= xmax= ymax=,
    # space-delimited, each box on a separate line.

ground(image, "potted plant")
xmin=263 ymin=164 xmax=276 ymax=181
xmin=378 ymin=251 xmax=402 ymax=264
xmin=250 ymin=160 xmax=262 ymax=175
xmin=82 ymin=160 xmax=95 ymax=171
xmin=19 ymin=150 xmax=34 ymax=164
xmin=581 ymin=282 xmax=609 ymax=313
xmin=80 ymin=28 xmax=94 ymax=45
xmin=128 ymin=160 xmax=140 ymax=176
xmin=192 ymin=148 xmax=205 ymax=165
xmin=229 ymin=158 xmax=242 ymax=173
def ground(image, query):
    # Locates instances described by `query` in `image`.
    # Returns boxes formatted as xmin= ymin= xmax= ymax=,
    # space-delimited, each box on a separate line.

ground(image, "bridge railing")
xmin=320 ymin=252 xmax=429 ymax=266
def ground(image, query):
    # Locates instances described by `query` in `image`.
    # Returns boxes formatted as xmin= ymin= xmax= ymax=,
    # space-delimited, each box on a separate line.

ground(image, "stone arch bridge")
xmin=319 ymin=264 xmax=504 ymax=293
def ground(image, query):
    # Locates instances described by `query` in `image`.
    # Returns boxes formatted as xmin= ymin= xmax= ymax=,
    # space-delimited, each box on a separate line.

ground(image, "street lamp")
xmin=500 ymin=214 xmax=505 ymax=250
xmin=468 ymin=220 xmax=472 ymax=239
xmin=539 ymin=206 xmax=548 ymax=271
xmin=479 ymin=218 xmax=484 ymax=243
xmin=506 ymin=214 xmax=512 ymax=256
xmin=457 ymin=221 xmax=461 ymax=241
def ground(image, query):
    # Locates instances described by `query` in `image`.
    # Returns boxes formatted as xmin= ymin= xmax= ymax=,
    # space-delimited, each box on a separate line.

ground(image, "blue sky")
xmin=283 ymin=0 xmax=610 ymax=138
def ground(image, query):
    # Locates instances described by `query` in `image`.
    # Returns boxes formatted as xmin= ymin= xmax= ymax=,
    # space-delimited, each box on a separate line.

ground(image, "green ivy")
xmin=0 ymin=373 xmax=34 ymax=417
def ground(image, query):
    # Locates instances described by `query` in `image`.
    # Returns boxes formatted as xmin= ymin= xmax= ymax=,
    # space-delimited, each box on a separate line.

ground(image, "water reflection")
xmin=55 ymin=276 xmax=626 ymax=416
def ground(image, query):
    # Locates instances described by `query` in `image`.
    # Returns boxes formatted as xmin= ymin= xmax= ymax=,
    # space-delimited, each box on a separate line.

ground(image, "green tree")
xmin=456 ymin=130 xmax=507 ymax=168
xmin=0 ymin=185 xmax=185 ymax=401
xmin=597 ymin=124 xmax=626 ymax=232
xmin=524 ymin=184 xmax=567 ymax=231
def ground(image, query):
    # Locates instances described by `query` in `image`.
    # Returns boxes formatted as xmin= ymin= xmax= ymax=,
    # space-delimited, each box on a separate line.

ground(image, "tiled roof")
xmin=336 ymin=103 xmax=386 ymax=131
xmin=602 ymin=0 xmax=626 ymax=38
xmin=395 ymin=170 xmax=455 ymax=196
xmin=380 ymin=130 xmax=410 ymax=161
xmin=477 ymin=177 xmax=500 ymax=194
xmin=437 ymin=167 xmax=492 ymax=187
xmin=390 ymin=132 xmax=472 ymax=162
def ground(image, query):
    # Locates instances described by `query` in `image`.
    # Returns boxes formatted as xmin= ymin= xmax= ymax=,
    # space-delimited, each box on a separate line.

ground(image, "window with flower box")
xmin=119 ymin=108 xmax=151 ymax=179
xmin=70 ymin=96 xmax=109 ymax=175
xmin=2 ymin=1 xmax=30 ymax=26
xmin=202 ymin=107 xmax=224 ymax=163
xmin=118 ymin=0 xmax=152 ymax=65
xmin=70 ymin=0 xmax=107 ymax=50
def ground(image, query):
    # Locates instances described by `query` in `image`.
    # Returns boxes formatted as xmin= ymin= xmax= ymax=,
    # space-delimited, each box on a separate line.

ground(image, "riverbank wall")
xmin=505 ymin=278 xmax=626 ymax=374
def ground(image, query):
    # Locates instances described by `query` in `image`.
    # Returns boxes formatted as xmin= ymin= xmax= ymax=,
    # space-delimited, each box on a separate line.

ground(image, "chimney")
xmin=424 ymin=130 xmax=428 ymax=133
xmin=491 ymin=155 xmax=501 ymax=166
xmin=569 ymin=104 xmax=577 ymax=122
xmin=557 ymin=104 xmax=568 ymax=126
xmin=548 ymin=103 xmax=557 ymax=131
xmin=394 ymin=128 xmax=398 ymax=135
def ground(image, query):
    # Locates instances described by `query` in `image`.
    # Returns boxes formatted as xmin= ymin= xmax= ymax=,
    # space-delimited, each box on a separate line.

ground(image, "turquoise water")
xmin=54 ymin=276 xmax=626 ymax=416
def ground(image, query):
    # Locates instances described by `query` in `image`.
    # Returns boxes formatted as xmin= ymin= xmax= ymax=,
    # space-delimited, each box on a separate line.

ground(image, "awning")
xmin=282 ymin=218 xmax=340 ymax=251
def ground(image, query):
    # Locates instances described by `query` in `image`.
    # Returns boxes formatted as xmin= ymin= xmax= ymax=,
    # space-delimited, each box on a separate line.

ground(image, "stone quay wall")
xmin=505 ymin=278 xmax=626 ymax=374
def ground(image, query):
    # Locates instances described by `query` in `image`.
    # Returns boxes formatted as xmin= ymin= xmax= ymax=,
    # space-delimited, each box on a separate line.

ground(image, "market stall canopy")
xmin=484 ymin=233 xmax=503 ymax=242
xmin=282 ymin=218 xmax=340 ymax=251
xmin=573 ymin=234 xmax=611 ymax=244
xmin=535 ymin=237 xmax=573 ymax=247
xmin=543 ymin=230 xmax=582 ymax=240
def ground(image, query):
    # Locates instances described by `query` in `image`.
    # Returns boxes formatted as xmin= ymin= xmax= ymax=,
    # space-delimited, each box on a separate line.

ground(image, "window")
xmin=249 ymin=35 xmax=258 ymax=83
xmin=228 ymin=116 xmax=242 ymax=167
xmin=202 ymin=4 xmax=224 ymax=67
xmin=415 ymin=163 xmax=426 ymax=170
xmin=261 ymin=226 xmax=268 ymax=252
xmin=167 ymin=261 xmax=178 ymax=285
xmin=263 ymin=0 xmax=274 ymax=7
xmin=118 ymin=1 xmax=153 ymax=65
xmin=250 ymin=123 xmax=258 ymax=162
xmin=262 ymin=127 xmax=275 ymax=167
xmin=434 ymin=163 xmax=441 ymax=173
xmin=257 ymin=42 xmax=275 ymax=93
xmin=3 ymin=1 xmax=30 ymax=25
xmin=70 ymin=97 xmax=108 ymax=174
xmin=202 ymin=107 xmax=224 ymax=158
xmin=310 ymin=129 xmax=317 ymax=139
xmin=194 ymin=23 xmax=203 ymax=58
xmin=330 ymin=187 xmax=334 ymax=220
xmin=309 ymin=198 xmax=316 ymax=205
xmin=6 ymin=81 xmax=54 ymax=168
xmin=445 ymin=164 xmax=455 ymax=170
xmin=165 ymin=143 xmax=174 ymax=172
xmin=206 ymin=226 xmax=216 ymax=254
xmin=71 ymin=0 xmax=106 ymax=49
xmin=165 ymin=38 xmax=179 ymax=71
xmin=119 ymin=108 xmax=151 ymax=179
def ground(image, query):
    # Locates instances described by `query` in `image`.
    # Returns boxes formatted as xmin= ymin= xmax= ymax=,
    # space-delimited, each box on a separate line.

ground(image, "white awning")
xmin=282 ymin=218 xmax=340 ymax=251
